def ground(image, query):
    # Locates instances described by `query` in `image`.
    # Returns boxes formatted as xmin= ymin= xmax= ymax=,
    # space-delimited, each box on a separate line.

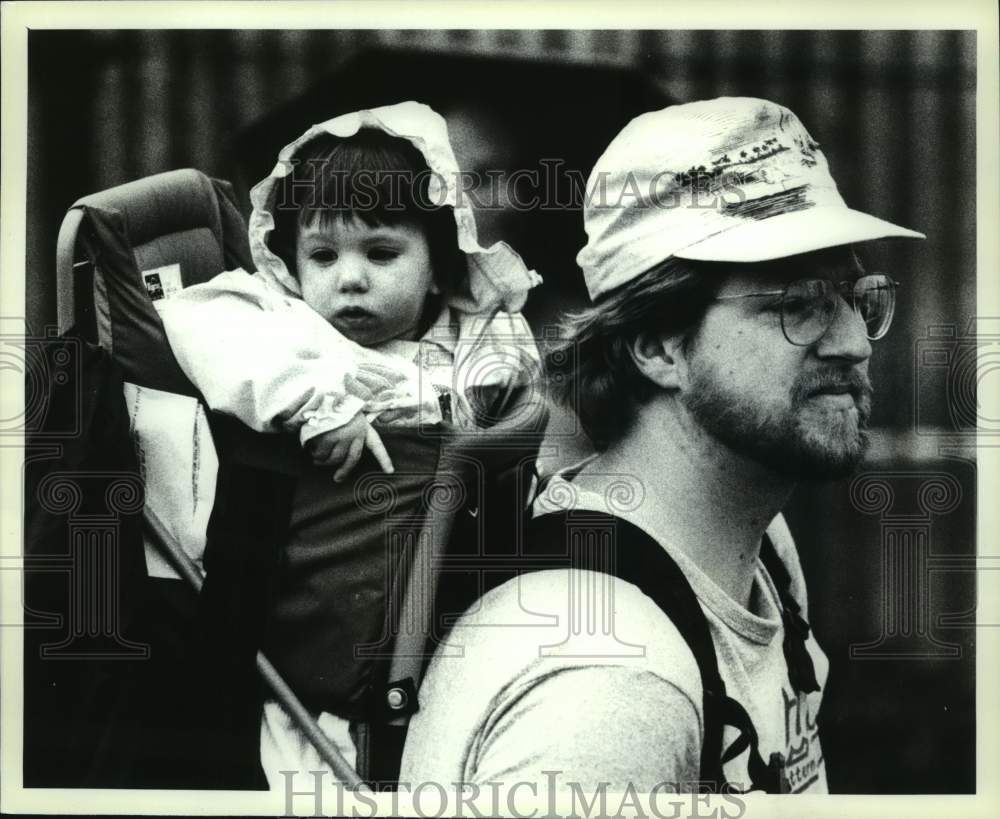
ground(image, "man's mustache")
xmin=794 ymin=369 xmax=874 ymax=421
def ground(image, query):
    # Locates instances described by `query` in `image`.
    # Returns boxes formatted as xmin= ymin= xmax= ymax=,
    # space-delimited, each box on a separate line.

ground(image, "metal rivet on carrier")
xmin=387 ymin=687 xmax=408 ymax=710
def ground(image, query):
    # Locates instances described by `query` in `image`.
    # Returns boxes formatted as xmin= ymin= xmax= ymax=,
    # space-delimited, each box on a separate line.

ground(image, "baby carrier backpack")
xmin=37 ymin=168 xmax=545 ymax=790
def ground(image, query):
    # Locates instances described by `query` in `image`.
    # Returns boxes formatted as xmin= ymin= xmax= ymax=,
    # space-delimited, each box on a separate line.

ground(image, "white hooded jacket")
xmin=158 ymin=101 xmax=542 ymax=445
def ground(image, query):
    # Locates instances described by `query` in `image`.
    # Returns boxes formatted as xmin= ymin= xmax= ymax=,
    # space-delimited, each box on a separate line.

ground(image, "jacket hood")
xmin=248 ymin=100 xmax=541 ymax=315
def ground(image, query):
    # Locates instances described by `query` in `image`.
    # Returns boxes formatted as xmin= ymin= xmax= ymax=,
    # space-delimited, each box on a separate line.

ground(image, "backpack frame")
xmin=50 ymin=168 xmax=547 ymax=790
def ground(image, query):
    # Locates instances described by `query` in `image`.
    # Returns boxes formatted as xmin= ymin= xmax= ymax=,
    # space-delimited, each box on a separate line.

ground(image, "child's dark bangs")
xmin=299 ymin=206 xmax=409 ymax=234
xmin=293 ymin=130 xmax=435 ymax=220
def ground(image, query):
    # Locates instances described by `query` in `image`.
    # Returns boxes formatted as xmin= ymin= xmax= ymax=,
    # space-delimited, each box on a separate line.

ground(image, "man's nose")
xmin=335 ymin=256 xmax=369 ymax=292
xmin=814 ymin=296 xmax=873 ymax=362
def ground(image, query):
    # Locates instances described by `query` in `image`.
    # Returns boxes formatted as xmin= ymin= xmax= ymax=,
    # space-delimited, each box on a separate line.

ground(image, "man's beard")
xmin=683 ymin=363 xmax=874 ymax=480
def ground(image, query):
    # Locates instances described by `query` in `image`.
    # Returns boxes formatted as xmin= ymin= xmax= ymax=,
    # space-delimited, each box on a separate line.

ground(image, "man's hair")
xmin=549 ymin=257 xmax=723 ymax=451
xmin=268 ymin=128 xmax=465 ymax=294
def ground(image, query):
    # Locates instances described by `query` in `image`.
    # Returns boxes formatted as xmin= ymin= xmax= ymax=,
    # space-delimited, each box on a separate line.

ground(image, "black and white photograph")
xmin=2 ymin=2 xmax=997 ymax=816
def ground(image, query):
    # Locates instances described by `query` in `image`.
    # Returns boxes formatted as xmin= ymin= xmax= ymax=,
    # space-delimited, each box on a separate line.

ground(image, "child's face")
xmin=296 ymin=215 xmax=438 ymax=347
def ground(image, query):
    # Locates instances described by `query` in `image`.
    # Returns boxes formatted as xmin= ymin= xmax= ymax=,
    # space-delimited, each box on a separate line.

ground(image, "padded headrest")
xmin=68 ymin=168 xmax=254 ymax=395
xmin=76 ymin=169 xmax=223 ymax=244
xmin=75 ymin=169 xmax=228 ymax=288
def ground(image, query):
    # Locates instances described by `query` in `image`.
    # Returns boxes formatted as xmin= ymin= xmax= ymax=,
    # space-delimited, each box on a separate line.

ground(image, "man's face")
xmin=680 ymin=247 xmax=875 ymax=479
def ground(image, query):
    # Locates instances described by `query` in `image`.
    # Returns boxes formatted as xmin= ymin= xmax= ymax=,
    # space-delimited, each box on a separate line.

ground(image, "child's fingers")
xmin=308 ymin=435 xmax=336 ymax=464
xmin=365 ymin=426 xmax=394 ymax=474
xmin=318 ymin=436 xmax=353 ymax=467
xmin=333 ymin=436 xmax=365 ymax=482
xmin=316 ymin=448 xmax=339 ymax=468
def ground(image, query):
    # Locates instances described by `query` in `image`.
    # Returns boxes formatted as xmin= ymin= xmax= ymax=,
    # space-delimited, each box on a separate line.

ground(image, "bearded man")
xmin=400 ymin=97 xmax=924 ymax=796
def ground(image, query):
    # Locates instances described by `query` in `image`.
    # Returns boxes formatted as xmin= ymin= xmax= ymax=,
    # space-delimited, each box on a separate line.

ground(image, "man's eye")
xmin=780 ymin=297 xmax=814 ymax=315
xmin=368 ymin=247 xmax=400 ymax=263
xmin=309 ymin=249 xmax=336 ymax=264
xmin=783 ymin=297 xmax=832 ymax=326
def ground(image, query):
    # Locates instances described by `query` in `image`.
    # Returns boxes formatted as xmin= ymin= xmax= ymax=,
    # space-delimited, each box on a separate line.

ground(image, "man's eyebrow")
xmin=849 ymin=250 xmax=867 ymax=277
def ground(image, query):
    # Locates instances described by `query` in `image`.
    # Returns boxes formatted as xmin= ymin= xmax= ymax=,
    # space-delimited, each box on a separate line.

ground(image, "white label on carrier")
xmin=142 ymin=263 xmax=183 ymax=306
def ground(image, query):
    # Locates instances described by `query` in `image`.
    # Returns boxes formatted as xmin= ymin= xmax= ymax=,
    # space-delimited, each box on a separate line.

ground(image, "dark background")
xmin=26 ymin=29 xmax=977 ymax=793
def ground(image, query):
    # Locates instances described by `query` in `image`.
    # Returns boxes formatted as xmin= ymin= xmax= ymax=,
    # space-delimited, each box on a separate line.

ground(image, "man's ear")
xmin=628 ymin=330 xmax=686 ymax=390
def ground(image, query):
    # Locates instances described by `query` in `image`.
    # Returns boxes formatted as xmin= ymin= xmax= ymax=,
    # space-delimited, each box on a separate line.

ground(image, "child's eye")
xmin=309 ymin=249 xmax=336 ymax=264
xmin=368 ymin=247 xmax=400 ymax=263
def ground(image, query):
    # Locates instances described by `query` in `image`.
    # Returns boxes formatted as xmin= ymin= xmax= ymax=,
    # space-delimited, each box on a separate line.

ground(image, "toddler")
xmin=159 ymin=101 xmax=542 ymax=480
xmin=155 ymin=100 xmax=542 ymax=787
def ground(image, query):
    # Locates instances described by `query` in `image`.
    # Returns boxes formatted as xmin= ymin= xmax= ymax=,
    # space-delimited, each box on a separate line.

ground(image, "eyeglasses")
xmin=713 ymin=273 xmax=899 ymax=346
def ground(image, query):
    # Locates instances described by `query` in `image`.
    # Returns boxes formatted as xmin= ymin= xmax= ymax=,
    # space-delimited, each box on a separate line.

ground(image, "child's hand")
xmin=305 ymin=412 xmax=394 ymax=481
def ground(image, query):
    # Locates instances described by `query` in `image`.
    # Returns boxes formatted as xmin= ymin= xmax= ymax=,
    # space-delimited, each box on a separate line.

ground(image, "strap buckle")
xmin=373 ymin=677 xmax=419 ymax=721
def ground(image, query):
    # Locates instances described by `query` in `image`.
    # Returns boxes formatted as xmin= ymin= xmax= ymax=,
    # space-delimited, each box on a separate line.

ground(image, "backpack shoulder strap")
xmin=525 ymin=511 xmax=782 ymax=793
xmin=758 ymin=534 xmax=820 ymax=695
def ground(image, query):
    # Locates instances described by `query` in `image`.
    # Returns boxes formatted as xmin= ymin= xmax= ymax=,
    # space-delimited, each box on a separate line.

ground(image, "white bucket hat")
xmin=577 ymin=96 xmax=925 ymax=300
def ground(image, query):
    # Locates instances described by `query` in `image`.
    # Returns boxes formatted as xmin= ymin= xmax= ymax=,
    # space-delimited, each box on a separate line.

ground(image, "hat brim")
xmin=673 ymin=206 xmax=925 ymax=263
